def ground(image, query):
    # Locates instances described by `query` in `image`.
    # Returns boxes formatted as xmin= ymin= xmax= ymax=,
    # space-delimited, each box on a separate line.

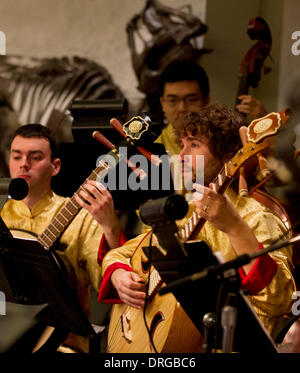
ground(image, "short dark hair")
xmin=159 ymin=60 xmax=209 ymax=99
xmin=174 ymin=103 xmax=248 ymax=162
xmin=12 ymin=124 xmax=59 ymax=160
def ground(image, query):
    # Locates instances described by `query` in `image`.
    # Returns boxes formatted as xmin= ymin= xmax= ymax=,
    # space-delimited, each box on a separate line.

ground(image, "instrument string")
xmin=143 ymin=231 xmax=158 ymax=353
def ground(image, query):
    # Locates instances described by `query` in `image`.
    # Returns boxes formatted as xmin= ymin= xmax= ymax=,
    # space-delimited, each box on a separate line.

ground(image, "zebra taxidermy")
xmin=0 ymin=54 xmax=125 ymax=176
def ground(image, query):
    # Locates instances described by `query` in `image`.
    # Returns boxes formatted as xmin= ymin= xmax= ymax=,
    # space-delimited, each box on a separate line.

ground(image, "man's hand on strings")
xmin=111 ymin=268 xmax=146 ymax=309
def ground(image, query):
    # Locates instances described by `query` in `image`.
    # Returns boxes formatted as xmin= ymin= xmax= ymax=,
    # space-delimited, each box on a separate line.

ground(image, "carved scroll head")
xmin=126 ymin=0 xmax=209 ymax=95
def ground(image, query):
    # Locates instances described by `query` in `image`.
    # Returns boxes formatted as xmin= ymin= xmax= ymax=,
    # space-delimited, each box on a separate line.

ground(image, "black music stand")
xmin=143 ymin=230 xmax=278 ymax=353
xmin=0 ymin=218 xmax=102 ymax=353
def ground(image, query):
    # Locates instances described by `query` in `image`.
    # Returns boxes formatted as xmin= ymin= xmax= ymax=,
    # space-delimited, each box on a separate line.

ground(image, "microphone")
xmin=221 ymin=293 xmax=238 ymax=353
xmin=0 ymin=178 xmax=29 ymax=200
xmin=139 ymin=194 xmax=188 ymax=225
xmin=201 ymin=312 xmax=216 ymax=353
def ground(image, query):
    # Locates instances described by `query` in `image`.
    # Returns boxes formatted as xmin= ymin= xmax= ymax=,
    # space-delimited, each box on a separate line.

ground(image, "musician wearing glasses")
xmin=156 ymin=60 xmax=267 ymax=158
xmin=156 ymin=60 xmax=210 ymax=161
xmin=98 ymin=104 xmax=295 ymax=350
xmin=156 ymin=61 xmax=267 ymax=198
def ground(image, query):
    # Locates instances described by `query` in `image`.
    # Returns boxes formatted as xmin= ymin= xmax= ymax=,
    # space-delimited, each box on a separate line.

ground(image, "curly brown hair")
xmin=174 ymin=103 xmax=248 ymax=162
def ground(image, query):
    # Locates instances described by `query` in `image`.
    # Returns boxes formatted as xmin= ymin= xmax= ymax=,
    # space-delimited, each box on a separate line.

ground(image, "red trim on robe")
xmin=98 ymin=262 xmax=133 ymax=303
xmin=98 ymin=243 xmax=278 ymax=303
xmin=238 ymin=243 xmax=278 ymax=295
xmin=97 ymin=230 xmax=127 ymax=265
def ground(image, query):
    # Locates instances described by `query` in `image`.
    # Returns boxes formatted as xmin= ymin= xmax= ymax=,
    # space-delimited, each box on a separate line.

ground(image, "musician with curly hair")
xmin=98 ymin=104 xmax=295 ymax=350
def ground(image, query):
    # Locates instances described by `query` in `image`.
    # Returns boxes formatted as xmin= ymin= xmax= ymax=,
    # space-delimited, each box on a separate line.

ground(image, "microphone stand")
xmin=221 ymin=292 xmax=238 ymax=353
xmin=158 ymin=233 xmax=300 ymax=353
xmin=159 ymin=233 xmax=300 ymax=296
xmin=201 ymin=312 xmax=216 ymax=353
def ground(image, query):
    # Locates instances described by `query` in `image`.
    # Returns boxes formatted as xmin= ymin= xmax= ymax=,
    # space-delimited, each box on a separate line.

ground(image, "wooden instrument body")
xmin=108 ymin=289 xmax=202 ymax=353
xmin=107 ymin=109 xmax=292 ymax=353
xmin=107 ymin=234 xmax=202 ymax=353
xmin=235 ymin=16 xmax=272 ymax=104
xmin=10 ymin=228 xmax=38 ymax=240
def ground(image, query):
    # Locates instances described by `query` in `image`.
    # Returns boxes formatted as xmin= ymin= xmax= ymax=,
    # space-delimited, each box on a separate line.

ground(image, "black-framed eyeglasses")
xmin=162 ymin=95 xmax=203 ymax=107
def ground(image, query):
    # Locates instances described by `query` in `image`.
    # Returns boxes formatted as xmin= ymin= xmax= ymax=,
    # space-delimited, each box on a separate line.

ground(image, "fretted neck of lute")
xmin=38 ymin=160 xmax=110 ymax=250
xmin=180 ymin=165 xmax=232 ymax=242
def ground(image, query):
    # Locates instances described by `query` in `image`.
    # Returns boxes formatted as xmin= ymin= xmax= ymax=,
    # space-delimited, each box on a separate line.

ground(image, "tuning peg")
xmin=239 ymin=126 xmax=249 ymax=146
xmin=109 ymin=117 xmax=126 ymax=137
xmin=110 ymin=118 xmax=162 ymax=167
xmin=238 ymin=167 xmax=249 ymax=197
xmin=256 ymin=152 xmax=272 ymax=177
xmin=93 ymin=130 xmax=115 ymax=151
xmin=92 ymin=130 xmax=146 ymax=180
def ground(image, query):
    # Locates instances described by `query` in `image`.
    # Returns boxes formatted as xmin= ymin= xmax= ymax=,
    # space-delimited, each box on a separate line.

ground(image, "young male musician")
xmin=156 ymin=60 xmax=267 ymax=158
xmin=156 ymin=60 xmax=268 ymax=198
xmin=1 ymin=123 xmax=125 ymax=351
xmin=98 ymin=104 xmax=295 ymax=339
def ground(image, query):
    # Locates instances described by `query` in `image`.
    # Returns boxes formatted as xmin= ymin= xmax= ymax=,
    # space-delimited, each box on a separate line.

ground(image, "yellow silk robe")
xmin=156 ymin=122 xmax=181 ymax=157
xmin=155 ymin=123 xmax=195 ymax=199
xmin=100 ymin=187 xmax=296 ymax=338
